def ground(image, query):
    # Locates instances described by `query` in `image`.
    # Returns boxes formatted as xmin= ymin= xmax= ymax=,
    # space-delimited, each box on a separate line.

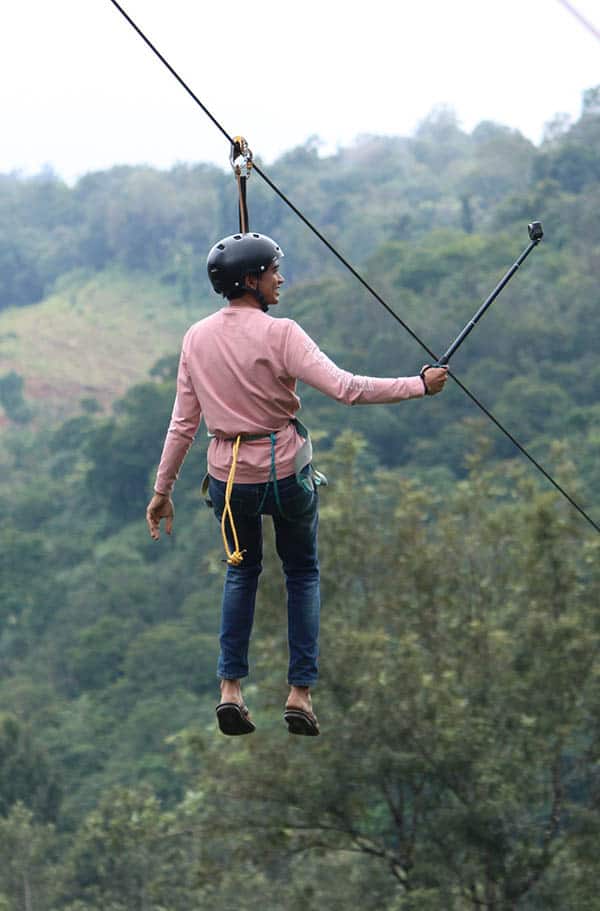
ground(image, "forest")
xmin=1 ymin=86 xmax=600 ymax=910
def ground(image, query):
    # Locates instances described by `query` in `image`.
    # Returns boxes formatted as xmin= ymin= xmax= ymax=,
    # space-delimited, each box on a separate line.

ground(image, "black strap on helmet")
xmin=241 ymin=277 xmax=267 ymax=311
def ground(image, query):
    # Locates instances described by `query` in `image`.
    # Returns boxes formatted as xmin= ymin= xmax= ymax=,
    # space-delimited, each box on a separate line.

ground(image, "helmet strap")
xmin=241 ymin=273 xmax=268 ymax=312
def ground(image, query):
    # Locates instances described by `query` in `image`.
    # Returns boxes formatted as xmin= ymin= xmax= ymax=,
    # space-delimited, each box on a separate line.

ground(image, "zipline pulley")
xmin=230 ymin=136 xmax=253 ymax=233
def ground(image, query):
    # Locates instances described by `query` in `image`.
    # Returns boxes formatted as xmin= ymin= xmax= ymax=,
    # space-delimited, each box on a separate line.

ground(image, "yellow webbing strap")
xmin=221 ymin=434 xmax=246 ymax=566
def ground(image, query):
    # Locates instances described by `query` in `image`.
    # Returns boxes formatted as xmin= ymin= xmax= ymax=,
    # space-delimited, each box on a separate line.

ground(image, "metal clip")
xmin=230 ymin=135 xmax=253 ymax=179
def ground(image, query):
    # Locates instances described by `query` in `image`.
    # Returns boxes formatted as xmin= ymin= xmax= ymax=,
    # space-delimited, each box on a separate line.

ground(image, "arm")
xmin=283 ymin=321 xmax=445 ymax=404
xmin=147 ymin=349 xmax=202 ymax=539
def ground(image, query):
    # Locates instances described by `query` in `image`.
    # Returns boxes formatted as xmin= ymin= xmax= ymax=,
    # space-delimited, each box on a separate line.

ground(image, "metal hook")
xmin=230 ymin=135 xmax=253 ymax=179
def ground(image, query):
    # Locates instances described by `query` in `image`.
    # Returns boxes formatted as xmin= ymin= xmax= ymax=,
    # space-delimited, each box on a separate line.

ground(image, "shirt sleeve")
xmin=154 ymin=348 xmax=202 ymax=495
xmin=282 ymin=320 xmax=425 ymax=405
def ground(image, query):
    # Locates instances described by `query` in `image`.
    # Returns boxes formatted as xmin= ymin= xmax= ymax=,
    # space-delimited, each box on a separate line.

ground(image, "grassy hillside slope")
xmin=0 ymin=270 xmax=213 ymax=427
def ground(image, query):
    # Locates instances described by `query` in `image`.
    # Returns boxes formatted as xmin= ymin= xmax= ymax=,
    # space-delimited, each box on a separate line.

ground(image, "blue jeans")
xmin=208 ymin=470 xmax=320 ymax=687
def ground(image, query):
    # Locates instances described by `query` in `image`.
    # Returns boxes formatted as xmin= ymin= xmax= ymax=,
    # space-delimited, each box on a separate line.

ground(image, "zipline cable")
xmin=107 ymin=0 xmax=600 ymax=536
xmin=556 ymin=0 xmax=600 ymax=43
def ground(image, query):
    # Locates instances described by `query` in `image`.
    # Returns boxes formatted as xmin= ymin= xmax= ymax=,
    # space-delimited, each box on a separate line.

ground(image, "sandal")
xmin=216 ymin=702 xmax=256 ymax=735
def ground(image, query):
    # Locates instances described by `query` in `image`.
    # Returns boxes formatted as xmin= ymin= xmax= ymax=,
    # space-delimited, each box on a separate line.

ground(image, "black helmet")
xmin=207 ymin=233 xmax=284 ymax=298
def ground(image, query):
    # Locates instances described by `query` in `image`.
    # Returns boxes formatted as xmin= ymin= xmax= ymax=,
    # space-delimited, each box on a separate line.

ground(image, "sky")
xmin=1 ymin=0 xmax=599 ymax=183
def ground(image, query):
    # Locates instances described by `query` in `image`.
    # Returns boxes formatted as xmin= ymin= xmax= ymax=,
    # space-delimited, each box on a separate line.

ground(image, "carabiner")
xmin=230 ymin=135 xmax=253 ymax=180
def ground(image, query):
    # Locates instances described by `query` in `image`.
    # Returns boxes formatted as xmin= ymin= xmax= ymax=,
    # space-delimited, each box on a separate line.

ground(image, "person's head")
xmin=207 ymin=233 xmax=284 ymax=310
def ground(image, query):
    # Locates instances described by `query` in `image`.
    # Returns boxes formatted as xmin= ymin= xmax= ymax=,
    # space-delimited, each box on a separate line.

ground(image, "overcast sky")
xmin=2 ymin=0 xmax=598 ymax=183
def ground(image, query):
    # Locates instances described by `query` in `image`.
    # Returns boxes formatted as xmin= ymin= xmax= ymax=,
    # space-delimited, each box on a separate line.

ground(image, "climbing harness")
xmin=221 ymin=432 xmax=285 ymax=566
xmin=107 ymin=0 xmax=600 ymax=537
xmin=257 ymin=435 xmax=284 ymax=515
xmin=204 ymin=420 xmax=327 ymax=565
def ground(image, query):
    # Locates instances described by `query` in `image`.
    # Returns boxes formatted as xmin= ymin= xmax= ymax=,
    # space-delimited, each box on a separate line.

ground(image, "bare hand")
xmin=421 ymin=365 xmax=449 ymax=395
xmin=146 ymin=493 xmax=174 ymax=540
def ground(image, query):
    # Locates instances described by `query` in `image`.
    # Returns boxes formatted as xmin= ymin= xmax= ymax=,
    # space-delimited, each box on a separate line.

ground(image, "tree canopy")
xmin=1 ymin=91 xmax=600 ymax=909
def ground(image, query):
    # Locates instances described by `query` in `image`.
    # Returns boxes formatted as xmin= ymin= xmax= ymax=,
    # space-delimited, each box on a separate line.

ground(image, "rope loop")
xmin=221 ymin=435 xmax=246 ymax=566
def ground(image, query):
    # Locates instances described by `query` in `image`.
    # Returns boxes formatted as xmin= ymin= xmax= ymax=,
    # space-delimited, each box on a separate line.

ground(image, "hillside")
xmin=0 ymin=270 xmax=212 ymax=428
xmin=1 ymin=92 xmax=600 ymax=910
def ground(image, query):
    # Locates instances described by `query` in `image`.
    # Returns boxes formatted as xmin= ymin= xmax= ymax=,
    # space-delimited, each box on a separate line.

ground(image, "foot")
xmin=216 ymin=678 xmax=255 ymax=735
xmin=220 ymin=678 xmax=243 ymax=706
xmin=284 ymin=686 xmax=320 ymax=736
xmin=285 ymin=685 xmax=313 ymax=715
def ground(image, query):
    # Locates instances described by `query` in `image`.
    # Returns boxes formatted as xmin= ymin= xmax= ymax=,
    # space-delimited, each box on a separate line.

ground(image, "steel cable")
xmin=556 ymin=0 xmax=600 ymax=43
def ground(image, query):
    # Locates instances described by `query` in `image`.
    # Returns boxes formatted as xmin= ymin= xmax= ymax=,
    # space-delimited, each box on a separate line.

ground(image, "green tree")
xmin=62 ymin=787 xmax=200 ymax=911
xmin=0 ymin=372 xmax=31 ymax=423
xmin=0 ymin=229 xmax=44 ymax=310
xmin=0 ymin=802 xmax=57 ymax=911
xmin=84 ymin=380 xmax=174 ymax=521
xmin=0 ymin=714 xmax=62 ymax=822
xmin=178 ymin=435 xmax=600 ymax=911
xmin=0 ymin=524 xmax=45 ymax=628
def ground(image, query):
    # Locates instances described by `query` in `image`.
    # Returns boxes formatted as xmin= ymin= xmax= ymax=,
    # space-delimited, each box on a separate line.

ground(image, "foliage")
xmin=0 ymin=802 xmax=59 ymax=911
xmin=0 ymin=715 xmax=62 ymax=822
xmin=2 ymin=93 xmax=600 ymax=497
xmin=0 ymin=89 xmax=590 ymax=312
xmin=174 ymin=435 xmax=600 ymax=910
xmin=0 ymin=89 xmax=599 ymax=909
xmin=0 ymin=371 xmax=31 ymax=423
xmin=60 ymin=787 xmax=198 ymax=911
xmin=2 ymin=417 xmax=599 ymax=908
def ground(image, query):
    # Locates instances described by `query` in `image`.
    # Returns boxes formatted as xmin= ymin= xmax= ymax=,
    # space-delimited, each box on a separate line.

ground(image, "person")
xmin=146 ymin=232 xmax=448 ymax=737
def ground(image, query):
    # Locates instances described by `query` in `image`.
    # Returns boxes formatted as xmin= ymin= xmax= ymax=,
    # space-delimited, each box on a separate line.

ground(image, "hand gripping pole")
xmin=436 ymin=222 xmax=544 ymax=365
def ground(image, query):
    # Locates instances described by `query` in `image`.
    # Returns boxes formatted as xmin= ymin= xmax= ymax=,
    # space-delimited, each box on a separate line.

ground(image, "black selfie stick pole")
xmin=435 ymin=222 xmax=544 ymax=366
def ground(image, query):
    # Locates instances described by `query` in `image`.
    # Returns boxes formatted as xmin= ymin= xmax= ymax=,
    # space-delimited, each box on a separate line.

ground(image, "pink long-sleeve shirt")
xmin=154 ymin=303 xmax=425 ymax=494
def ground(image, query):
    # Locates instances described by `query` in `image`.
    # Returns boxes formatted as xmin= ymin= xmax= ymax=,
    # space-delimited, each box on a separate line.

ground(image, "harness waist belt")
xmin=202 ymin=418 xmax=326 ymax=502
